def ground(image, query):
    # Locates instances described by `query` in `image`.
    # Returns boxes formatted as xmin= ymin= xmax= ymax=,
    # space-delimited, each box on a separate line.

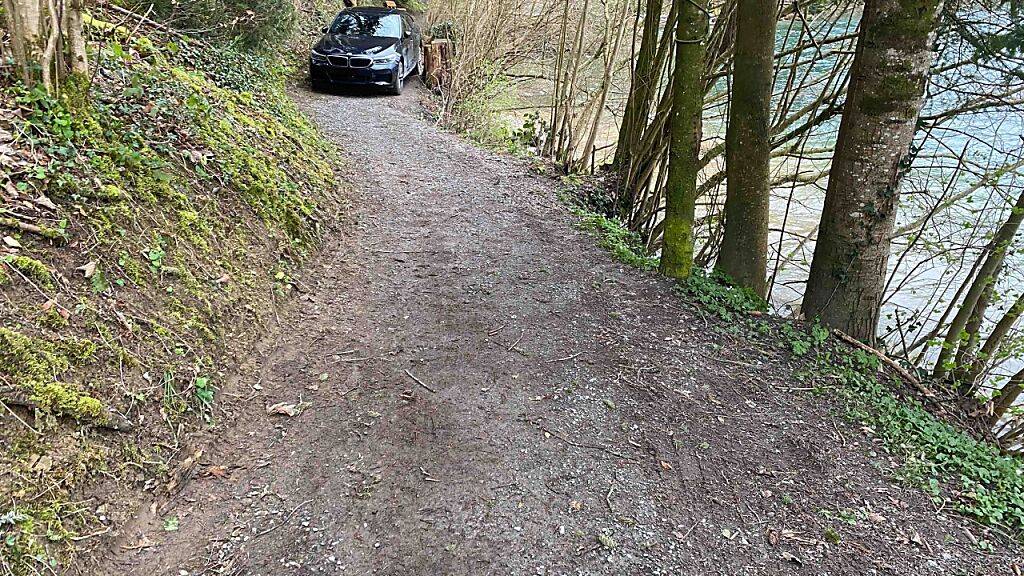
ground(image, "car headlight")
xmin=373 ymin=53 xmax=401 ymax=64
xmin=311 ymin=49 xmax=328 ymax=62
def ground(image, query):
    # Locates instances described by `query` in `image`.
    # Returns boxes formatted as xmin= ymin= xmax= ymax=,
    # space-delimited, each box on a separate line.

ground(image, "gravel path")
xmin=97 ymin=84 xmax=1022 ymax=575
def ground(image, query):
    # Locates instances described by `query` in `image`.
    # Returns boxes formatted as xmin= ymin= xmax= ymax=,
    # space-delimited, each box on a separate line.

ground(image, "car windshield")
xmin=329 ymin=13 xmax=402 ymax=38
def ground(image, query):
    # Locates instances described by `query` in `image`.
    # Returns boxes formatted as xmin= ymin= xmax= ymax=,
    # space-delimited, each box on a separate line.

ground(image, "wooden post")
xmin=423 ymin=39 xmax=452 ymax=89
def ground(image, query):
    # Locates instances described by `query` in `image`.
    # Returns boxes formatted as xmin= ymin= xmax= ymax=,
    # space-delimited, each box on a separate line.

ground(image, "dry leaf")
xmin=781 ymin=552 xmax=802 ymax=565
xmin=206 ymin=465 xmax=229 ymax=478
xmin=34 ymin=195 xmax=58 ymax=210
xmin=267 ymin=402 xmax=309 ymax=417
xmin=77 ymin=261 xmax=97 ymax=278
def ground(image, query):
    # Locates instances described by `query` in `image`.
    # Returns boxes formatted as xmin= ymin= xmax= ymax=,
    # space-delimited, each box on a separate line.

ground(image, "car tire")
xmin=388 ymin=62 xmax=405 ymax=96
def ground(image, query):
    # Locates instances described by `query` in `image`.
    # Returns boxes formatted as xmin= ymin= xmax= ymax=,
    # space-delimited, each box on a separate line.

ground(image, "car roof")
xmin=340 ymin=7 xmax=402 ymax=15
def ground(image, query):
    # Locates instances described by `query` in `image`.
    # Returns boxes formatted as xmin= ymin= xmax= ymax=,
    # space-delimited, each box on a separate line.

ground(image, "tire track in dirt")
xmin=97 ymin=84 xmax=1020 ymax=575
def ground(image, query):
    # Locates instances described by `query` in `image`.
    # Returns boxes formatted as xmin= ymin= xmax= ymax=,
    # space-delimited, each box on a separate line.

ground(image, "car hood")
xmin=315 ymin=35 xmax=399 ymax=56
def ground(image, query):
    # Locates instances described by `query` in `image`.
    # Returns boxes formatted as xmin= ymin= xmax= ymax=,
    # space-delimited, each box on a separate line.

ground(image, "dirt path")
xmin=99 ymin=85 xmax=1021 ymax=575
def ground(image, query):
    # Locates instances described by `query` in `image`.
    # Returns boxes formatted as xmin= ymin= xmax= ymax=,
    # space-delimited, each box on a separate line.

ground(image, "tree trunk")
xmin=715 ymin=0 xmax=776 ymax=298
xmin=4 ymin=0 xmax=47 ymax=86
xmin=961 ymin=292 xmax=1024 ymax=387
xmin=802 ymin=0 xmax=943 ymax=343
xmin=934 ymin=187 xmax=1024 ymax=385
xmin=615 ymin=0 xmax=664 ymax=176
xmin=990 ymin=367 xmax=1024 ymax=429
xmin=64 ymin=0 xmax=89 ymax=76
xmin=2 ymin=0 xmax=87 ymax=92
xmin=659 ymin=0 xmax=707 ymax=279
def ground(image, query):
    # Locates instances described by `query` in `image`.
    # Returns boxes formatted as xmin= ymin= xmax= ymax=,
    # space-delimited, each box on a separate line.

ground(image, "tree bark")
xmin=4 ymin=0 xmax=47 ymax=86
xmin=616 ymin=0 xmax=664 ymax=177
xmin=64 ymin=0 xmax=89 ymax=76
xmin=715 ymin=0 xmax=776 ymax=298
xmin=964 ymin=292 xmax=1024 ymax=386
xmin=2 ymin=0 xmax=86 ymax=92
xmin=659 ymin=0 xmax=707 ymax=279
xmin=990 ymin=367 xmax=1024 ymax=429
xmin=802 ymin=0 xmax=943 ymax=343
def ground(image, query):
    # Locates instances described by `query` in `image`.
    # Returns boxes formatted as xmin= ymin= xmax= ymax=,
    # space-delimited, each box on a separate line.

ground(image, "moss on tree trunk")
xmin=660 ymin=0 xmax=708 ymax=279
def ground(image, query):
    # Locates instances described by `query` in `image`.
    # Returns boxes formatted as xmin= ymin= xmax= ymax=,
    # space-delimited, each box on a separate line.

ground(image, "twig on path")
xmin=332 ymin=356 xmax=374 ymax=364
xmin=0 ymin=397 xmax=40 ymax=436
xmin=507 ymin=329 xmax=525 ymax=352
xmin=488 ymin=324 xmax=507 ymax=336
xmin=254 ymin=499 xmax=313 ymax=539
xmin=405 ymin=369 xmax=437 ymax=393
xmin=538 ymin=424 xmax=637 ymax=462
xmin=70 ymin=526 xmax=112 ymax=542
xmin=545 ymin=352 xmax=583 ymax=364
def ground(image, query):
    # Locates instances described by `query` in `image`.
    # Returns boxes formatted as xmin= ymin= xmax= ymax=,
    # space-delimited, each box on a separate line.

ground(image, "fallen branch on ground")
xmin=834 ymin=331 xmax=935 ymax=398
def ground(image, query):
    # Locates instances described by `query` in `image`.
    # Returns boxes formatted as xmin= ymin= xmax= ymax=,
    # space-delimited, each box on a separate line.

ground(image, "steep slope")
xmin=0 ymin=15 xmax=342 ymax=573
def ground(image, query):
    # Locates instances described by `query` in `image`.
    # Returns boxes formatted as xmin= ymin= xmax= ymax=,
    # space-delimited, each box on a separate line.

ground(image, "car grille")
xmin=349 ymin=57 xmax=372 ymax=69
xmin=327 ymin=55 xmax=349 ymax=67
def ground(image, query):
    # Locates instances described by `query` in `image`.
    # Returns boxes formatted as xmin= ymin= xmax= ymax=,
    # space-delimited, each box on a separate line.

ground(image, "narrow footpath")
xmin=99 ymin=85 xmax=1021 ymax=575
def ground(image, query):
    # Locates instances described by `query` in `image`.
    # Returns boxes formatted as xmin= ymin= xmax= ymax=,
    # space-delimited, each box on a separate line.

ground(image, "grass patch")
xmin=805 ymin=346 xmax=1024 ymax=535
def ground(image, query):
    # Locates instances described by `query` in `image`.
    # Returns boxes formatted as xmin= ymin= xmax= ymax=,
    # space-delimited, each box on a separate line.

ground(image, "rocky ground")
xmin=92 ymin=83 xmax=1023 ymax=575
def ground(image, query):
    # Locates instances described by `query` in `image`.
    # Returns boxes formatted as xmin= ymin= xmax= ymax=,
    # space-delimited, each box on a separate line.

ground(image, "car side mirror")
xmin=321 ymin=26 xmax=329 ymax=34
xmin=404 ymin=30 xmax=412 ymax=38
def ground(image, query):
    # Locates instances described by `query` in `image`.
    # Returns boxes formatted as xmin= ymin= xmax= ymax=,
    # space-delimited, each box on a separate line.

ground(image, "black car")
xmin=310 ymin=7 xmax=423 ymax=95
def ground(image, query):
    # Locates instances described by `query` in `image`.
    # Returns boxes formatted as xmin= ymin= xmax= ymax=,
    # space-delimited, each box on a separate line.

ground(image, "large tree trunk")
xmin=3 ymin=0 xmax=47 ymax=86
xmin=802 ymin=0 xmax=943 ymax=343
xmin=715 ymin=0 xmax=776 ymax=298
xmin=659 ymin=0 xmax=707 ymax=279
xmin=2 ymin=0 xmax=87 ymax=92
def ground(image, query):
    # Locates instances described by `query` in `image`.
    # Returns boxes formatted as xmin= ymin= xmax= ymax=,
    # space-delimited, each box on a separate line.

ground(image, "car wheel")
xmin=388 ymin=62 xmax=405 ymax=96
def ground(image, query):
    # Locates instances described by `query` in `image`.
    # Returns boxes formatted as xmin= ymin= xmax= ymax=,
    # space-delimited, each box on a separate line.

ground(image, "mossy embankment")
xmin=0 ymin=12 xmax=342 ymax=573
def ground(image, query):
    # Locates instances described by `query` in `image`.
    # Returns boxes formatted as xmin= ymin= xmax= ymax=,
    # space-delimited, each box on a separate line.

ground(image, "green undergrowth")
xmin=569 ymin=206 xmax=658 ymax=271
xmin=1 ymin=11 xmax=341 ymax=572
xmin=799 ymin=345 xmax=1024 ymax=536
xmin=568 ymin=190 xmax=1024 ymax=541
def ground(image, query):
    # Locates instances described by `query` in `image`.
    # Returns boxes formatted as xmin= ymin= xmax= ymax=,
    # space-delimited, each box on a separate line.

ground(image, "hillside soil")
xmin=94 ymin=84 xmax=1023 ymax=575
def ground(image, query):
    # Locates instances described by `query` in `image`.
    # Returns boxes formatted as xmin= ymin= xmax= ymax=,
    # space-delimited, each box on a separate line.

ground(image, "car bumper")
xmin=310 ymin=60 xmax=400 ymax=86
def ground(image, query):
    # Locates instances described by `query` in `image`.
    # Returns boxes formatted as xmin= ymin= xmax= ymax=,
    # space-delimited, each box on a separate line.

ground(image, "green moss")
xmin=858 ymin=71 xmax=926 ymax=116
xmin=868 ymin=0 xmax=941 ymax=47
xmin=0 ymin=328 xmax=107 ymax=424
xmin=118 ymin=251 xmax=145 ymax=284
xmin=1 ymin=255 xmax=55 ymax=290
xmin=39 ymin=308 xmax=70 ymax=329
xmin=29 ymin=382 xmax=105 ymax=420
